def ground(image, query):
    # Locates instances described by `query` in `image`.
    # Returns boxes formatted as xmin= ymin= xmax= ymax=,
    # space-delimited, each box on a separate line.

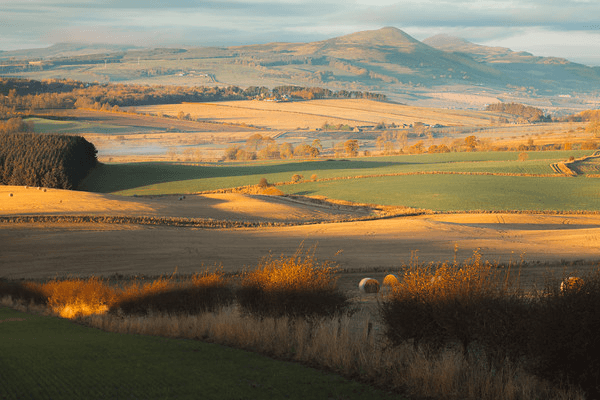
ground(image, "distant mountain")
xmin=423 ymin=34 xmax=569 ymax=65
xmin=0 ymin=43 xmax=140 ymax=60
xmin=423 ymin=33 xmax=600 ymax=93
xmin=225 ymin=27 xmax=504 ymax=88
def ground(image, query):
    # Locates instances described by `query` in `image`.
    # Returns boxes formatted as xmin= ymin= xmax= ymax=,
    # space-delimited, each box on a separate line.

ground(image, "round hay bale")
xmin=8 ymin=193 xmax=13 ymax=197
xmin=560 ymin=276 xmax=584 ymax=292
xmin=382 ymin=274 xmax=399 ymax=287
xmin=359 ymin=278 xmax=380 ymax=294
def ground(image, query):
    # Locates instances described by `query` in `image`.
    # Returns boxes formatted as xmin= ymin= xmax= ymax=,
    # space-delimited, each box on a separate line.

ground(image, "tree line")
xmin=1 ymin=78 xmax=387 ymax=119
xmin=224 ymin=134 xmax=364 ymax=160
xmin=485 ymin=102 xmax=551 ymax=123
xmin=0 ymin=132 xmax=98 ymax=189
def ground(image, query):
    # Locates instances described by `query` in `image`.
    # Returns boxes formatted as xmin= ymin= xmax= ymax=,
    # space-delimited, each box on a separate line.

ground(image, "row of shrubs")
xmin=0 ymin=249 xmax=350 ymax=322
xmin=381 ymin=253 xmax=600 ymax=399
xmin=2 ymin=251 xmax=599 ymax=398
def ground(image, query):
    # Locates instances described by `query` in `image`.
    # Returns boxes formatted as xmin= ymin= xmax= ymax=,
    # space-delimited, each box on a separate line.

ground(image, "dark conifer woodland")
xmin=0 ymin=132 xmax=98 ymax=189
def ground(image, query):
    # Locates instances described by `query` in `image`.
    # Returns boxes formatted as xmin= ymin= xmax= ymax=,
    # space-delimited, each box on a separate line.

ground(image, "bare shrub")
xmin=112 ymin=270 xmax=234 ymax=316
xmin=237 ymin=247 xmax=350 ymax=320
xmin=380 ymin=252 xmax=531 ymax=361
xmin=291 ymin=173 xmax=303 ymax=183
xmin=258 ymin=177 xmax=269 ymax=188
xmin=529 ymin=268 xmax=600 ymax=399
xmin=29 ymin=277 xmax=116 ymax=318
xmin=0 ymin=279 xmax=47 ymax=305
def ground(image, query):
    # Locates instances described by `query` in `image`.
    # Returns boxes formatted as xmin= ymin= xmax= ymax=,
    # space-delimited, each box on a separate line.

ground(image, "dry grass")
xmin=4 ymin=301 xmax=575 ymax=400
xmin=0 ymin=249 xmax=590 ymax=400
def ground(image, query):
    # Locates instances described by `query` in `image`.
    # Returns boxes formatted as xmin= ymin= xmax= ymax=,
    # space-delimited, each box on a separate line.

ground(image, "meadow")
xmin=78 ymin=150 xmax=598 ymax=212
xmin=0 ymin=306 xmax=398 ymax=400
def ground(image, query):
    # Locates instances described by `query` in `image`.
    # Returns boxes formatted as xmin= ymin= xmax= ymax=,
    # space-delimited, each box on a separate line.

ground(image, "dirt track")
xmin=2 ymin=186 xmax=599 ymax=282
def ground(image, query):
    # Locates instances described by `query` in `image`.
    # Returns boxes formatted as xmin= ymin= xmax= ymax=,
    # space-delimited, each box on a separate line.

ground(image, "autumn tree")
xmin=344 ymin=139 xmax=359 ymax=157
xmin=586 ymin=119 xmax=600 ymax=138
xmin=464 ymin=135 xmax=478 ymax=151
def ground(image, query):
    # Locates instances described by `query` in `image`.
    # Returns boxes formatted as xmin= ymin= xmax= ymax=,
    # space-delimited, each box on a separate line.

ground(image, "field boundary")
xmin=193 ymin=170 xmax=588 ymax=197
xmin=2 ymin=208 xmax=600 ymax=228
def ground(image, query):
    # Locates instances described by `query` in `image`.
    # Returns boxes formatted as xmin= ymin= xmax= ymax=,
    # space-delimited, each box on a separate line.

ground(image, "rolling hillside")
xmin=2 ymin=27 xmax=600 ymax=108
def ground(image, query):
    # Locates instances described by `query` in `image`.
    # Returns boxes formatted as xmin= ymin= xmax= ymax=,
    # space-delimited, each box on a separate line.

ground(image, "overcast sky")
xmin=1 ymin=0 xmax=599 ymax=66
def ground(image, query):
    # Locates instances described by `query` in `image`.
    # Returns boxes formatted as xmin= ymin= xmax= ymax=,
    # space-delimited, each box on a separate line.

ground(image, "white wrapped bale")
xmin=359 ymin=278 xmax=380 ymax=294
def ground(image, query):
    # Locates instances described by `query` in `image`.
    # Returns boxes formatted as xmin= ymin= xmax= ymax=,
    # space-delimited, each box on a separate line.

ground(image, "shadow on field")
xmin=79 ymin=160 xmax=407 ymax=193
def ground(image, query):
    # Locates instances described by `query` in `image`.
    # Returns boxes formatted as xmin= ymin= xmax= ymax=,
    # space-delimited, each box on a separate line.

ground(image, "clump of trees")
xmin=225 ymin=134 xmax=322 ymax=161
xmin=0 ymin=117 xmax=34 ymax=135
xmin=0 ymin=132 xmax=98 ymax=189
xmin=485 ymin=102 xmax=551 ymax=123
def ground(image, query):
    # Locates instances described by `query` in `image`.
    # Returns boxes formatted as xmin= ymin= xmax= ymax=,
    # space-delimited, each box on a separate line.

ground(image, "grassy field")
xmin=31 ymin=117 xmax=141 ymax=135
xmin=78 ymin=150 xmax=598 ymax=212
xmin=0 ymin=306 xmax=400 ymax=400
xmin=279 ymin=174 xmax=600 ymax=211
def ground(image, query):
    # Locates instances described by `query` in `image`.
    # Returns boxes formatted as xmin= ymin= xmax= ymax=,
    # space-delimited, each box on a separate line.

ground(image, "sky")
xmin=1 ymin=0 xmax=599 ymax=66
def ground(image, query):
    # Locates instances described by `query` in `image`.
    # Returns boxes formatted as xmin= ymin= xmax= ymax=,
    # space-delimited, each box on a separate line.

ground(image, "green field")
xmin=0 ymin=307 xmax=399 ymax=400
xmin=279 ymin=174 xmax=600 ymax=211
xmin=31 ymin=117 xmax=140 ymax=135
xmin=78 ymin=150 xmax=599 ymax=212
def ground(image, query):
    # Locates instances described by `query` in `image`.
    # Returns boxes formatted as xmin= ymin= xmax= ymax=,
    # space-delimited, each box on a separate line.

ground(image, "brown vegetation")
xmin=3 ymin=250 xmax=597 ymax=399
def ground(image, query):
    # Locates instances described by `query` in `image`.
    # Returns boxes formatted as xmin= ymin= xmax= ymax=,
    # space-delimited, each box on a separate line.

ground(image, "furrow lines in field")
xmin=198 ymin=102 xmax=377 ymax=125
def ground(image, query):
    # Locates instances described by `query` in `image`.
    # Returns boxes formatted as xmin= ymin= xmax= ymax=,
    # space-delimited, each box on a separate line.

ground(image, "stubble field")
xmin=2 ymin=185 xmax=599 ymax=284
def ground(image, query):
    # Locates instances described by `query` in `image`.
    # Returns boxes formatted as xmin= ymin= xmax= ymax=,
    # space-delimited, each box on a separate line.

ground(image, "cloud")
xmin=1 ymin=0 xmax=599 ymax=65
xmin=347 ymin=0 xmax=600 ymax=31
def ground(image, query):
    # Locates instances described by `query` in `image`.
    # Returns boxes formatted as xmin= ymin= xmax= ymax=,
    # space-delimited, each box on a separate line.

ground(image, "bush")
xmin=0 ymin=279 xmax=47 ymax=305
xmin=380 ymin=252 xmax=531 ymax=360
xmin=2 ymin=271 xmax=234 ymax=318
xmin=528 ymin=269 xmax=600 ymax=399
xmin=237 ymin=248 xmax=350 ymax=320
xmin=258 ymin=177 xmax=269 ymax=188
xmin=111 ymin=271 xmax=234 ymax=316
xmin=291 ymin=174 xmax=303 ymax=183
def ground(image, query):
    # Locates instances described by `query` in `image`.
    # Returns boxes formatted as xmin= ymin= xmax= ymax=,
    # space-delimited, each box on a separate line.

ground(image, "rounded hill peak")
xmin=327 ymin=27 xmax=423 ymax=48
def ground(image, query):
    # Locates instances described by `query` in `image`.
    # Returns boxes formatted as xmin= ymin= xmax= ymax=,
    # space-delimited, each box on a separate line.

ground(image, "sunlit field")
xmin=77 ymin=150 xmax=599 ymax=212
xmin=279 ymin=174 xmax=600 ymax=211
